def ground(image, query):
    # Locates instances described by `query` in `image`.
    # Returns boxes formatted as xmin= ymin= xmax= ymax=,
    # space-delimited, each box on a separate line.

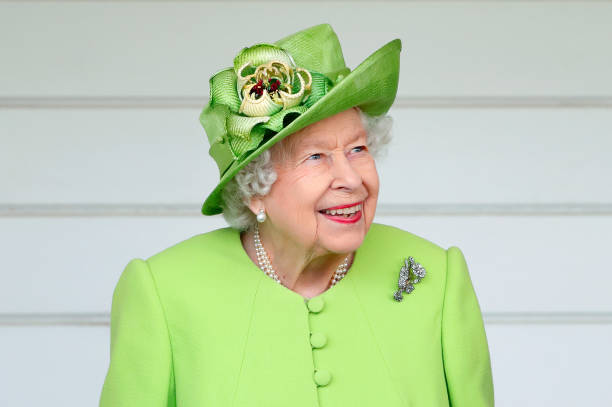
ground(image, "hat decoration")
xmin=201 ymin=43 xmax=336 ymax=177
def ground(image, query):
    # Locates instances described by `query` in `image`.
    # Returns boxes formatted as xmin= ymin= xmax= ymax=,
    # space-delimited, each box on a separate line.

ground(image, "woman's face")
xmin=256 ymin=107 xmax=379 ymax=256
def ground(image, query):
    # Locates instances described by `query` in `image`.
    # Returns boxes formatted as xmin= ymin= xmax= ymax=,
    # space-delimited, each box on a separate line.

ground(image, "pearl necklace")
xmin=253 ymin=223 xmax=351 ymax=289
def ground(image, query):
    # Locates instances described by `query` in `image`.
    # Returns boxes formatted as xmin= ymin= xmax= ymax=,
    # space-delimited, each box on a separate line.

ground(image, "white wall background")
xmin=1 ymin=1 xmax=611 ymax=406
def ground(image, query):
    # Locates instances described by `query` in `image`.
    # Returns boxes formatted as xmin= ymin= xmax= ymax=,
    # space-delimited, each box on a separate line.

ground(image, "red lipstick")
xmin=319 ymin=201 xmax=363 ymax=224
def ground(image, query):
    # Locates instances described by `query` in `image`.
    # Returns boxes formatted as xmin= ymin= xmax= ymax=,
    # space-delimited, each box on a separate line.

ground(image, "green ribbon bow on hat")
xmin=201 ymin=43 xmax=339 ymax=176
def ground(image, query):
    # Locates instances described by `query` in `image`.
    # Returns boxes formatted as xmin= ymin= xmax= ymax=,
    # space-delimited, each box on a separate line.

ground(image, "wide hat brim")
xmin=201 ymin=24 xmax=401 ymax=215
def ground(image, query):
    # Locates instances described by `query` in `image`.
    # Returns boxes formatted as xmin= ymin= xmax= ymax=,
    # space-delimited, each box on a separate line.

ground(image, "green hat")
xmin=199 ymin=23 xmax=401 ymax=215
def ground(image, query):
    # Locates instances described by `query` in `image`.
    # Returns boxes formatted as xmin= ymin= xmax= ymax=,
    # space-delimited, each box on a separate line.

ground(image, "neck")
xmin=241 ymin=225 xmax=353 ymax=298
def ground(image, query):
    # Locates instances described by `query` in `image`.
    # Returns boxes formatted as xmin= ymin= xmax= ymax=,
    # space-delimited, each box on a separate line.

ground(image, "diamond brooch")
xmin=393 ymin=257 xmax=427 ymax=302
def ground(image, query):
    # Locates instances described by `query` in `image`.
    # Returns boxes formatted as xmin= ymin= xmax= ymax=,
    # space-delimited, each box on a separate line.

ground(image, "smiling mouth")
xmin=318 ymin=202 xmax=363 ymax=223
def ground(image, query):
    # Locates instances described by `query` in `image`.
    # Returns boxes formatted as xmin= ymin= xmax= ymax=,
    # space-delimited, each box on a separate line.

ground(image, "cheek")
xmin=269 ymin=170 xmax=330 ymax=218
xmin=362 ymin=163 xmax=380 ymax=219
xmin=266 ymin=172 xmax=331 ymax=244
xmin=359 ymin=160 xmax=380 ymax=196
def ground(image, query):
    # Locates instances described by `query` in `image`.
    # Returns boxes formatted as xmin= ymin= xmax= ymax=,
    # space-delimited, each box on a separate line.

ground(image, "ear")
xmin=248 ymin=195 xmax=264 ymax=216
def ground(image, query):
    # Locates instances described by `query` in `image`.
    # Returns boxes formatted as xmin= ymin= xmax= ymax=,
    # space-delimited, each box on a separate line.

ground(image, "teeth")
xmin=323 ymin=203 xmax=362 ymax=216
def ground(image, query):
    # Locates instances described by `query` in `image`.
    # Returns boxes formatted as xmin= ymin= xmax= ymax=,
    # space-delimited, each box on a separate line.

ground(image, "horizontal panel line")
xmin=0 ymin=313 xmax=110 ymax=327
xmin=1 ymin=203 xmax=612 ymax=217
xmin=484 ymin=312 xmax=612 ymax=325
xmin=1 ymin=312 xmax=611 ymax=326
xmin=378 ymin=203 xmax=612 ymax=216
xmin=1 ymin=96 xmax=612 ymax=109
xmin=3 ymin=0 xmax=610 ymax=3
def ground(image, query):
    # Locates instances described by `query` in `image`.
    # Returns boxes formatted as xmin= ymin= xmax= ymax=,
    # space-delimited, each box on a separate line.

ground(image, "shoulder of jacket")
xmin=367 ymin=222 xmax=447 ymax=256
xmin=143 ymin=227 xmax=238 ymax=276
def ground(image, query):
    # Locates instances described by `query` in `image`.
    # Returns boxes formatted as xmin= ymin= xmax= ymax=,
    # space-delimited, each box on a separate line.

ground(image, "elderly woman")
xmin=100 ymin=24 xmax=494 ymax=406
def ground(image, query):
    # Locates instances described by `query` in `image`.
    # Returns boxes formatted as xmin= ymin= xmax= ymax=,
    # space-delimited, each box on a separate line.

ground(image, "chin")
xmin=315 ymin=208 xmax=374 ymax=253
xmin=318 ymin=226 xmax=368 ymax=254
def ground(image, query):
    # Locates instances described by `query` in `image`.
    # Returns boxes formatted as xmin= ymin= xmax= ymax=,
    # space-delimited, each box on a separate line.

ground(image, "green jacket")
xmin=99 ymin=223 xmax=494 ymax=406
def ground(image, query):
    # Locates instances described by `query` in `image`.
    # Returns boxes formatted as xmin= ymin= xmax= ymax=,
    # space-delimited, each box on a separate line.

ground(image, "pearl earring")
xmin=256 ymin=208 xmax=267 ymax=223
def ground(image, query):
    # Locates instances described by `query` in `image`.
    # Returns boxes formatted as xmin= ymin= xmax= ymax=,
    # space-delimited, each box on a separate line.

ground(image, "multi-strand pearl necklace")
xmin=253 ymin=223 xmax=351 ymax=289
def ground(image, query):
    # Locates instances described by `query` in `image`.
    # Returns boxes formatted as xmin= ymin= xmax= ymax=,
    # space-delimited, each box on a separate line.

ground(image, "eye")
xmin=307 ymin=153 xmax=322 ymax=160
xmin=351 ymin=145 xmax=367 ymax=153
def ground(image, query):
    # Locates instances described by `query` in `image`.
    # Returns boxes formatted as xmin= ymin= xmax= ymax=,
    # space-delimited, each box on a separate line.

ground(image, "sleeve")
xmin=441 ymin=246 xmax=495 ymax=407
xmin=99 ymin=258 xmax=176 ymax=407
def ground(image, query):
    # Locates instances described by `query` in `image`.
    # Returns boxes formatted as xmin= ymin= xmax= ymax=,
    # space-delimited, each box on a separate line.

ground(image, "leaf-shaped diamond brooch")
xmin=393 ymin=256 xmax=427 ymax=302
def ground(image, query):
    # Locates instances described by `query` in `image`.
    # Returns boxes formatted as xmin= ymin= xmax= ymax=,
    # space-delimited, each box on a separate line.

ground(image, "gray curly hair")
xmin=220 ymin=106 xmax=393 ymax=230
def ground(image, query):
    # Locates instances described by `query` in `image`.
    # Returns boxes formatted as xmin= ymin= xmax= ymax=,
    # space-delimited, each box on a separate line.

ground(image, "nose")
xmin=330 ymin=151 xmax=362 ymax=191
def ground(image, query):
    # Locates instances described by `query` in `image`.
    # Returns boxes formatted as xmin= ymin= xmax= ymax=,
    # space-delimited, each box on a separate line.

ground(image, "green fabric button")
xmin=310 ymin=332 xmax=327 ymax=348
xmin=313 ymin=369 xmax=332 ymax=386
xmin=307 ymin=297 xmax=324 ymax=313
